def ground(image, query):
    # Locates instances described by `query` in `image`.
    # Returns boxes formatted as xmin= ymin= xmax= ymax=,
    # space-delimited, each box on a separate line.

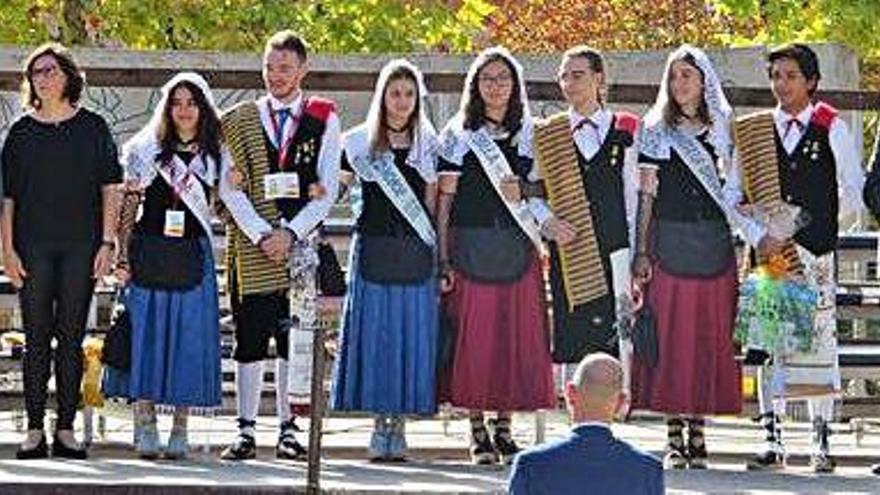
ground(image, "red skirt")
xmin=441 ymin=256 xmax=555 ymax=411
xmin=631 ymin=261 xmax=742 ymax=415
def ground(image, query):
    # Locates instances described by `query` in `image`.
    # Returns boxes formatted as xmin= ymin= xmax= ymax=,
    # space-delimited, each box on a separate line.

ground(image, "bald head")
xmin=566 ymin=353 xmax=624 ymax=421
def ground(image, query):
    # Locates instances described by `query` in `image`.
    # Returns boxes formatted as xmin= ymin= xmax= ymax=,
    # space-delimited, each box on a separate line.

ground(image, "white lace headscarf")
xmin=363 ymin=58 xmax=438 ymax=176
xmin=121 ymin=72 xmax=219 ymax=187
xmin=440 ymin=46 xmax=533 ymax=164
xmin=640 ymin=45 xmax=733 ymax=162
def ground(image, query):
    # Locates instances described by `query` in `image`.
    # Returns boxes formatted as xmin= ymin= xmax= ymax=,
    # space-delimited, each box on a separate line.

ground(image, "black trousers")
xmin=18 ymin=241 xmax=96 ymax=431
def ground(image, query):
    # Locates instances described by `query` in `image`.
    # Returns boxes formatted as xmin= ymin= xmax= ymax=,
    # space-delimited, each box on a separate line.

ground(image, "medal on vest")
xmin=164 ymin=210 xmax=186 ymax=237
xmin=264 ymin=172 xmax=300 ymax=200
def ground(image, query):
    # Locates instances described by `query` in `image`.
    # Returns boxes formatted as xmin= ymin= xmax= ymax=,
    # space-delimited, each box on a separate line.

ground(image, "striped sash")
xmin=534 ymin=113 xmax=608 ymax=310
xmin=733 ymin=111 xmax=804 ymax=276
xmin=221 ymin=102 xmax=289 ymax=297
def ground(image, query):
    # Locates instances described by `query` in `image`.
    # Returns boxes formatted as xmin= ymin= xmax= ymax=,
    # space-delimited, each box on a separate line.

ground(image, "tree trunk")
xmin=61 ymin=0 xmax=88 ymax=45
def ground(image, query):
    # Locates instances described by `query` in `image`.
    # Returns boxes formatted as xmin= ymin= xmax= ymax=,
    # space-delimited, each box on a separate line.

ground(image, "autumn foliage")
xmin=483 ymin=0 xmax=752 ymax=53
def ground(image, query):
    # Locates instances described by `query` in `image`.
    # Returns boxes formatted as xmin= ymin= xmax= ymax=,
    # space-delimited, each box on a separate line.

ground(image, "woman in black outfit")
xmin=1 ymin=43 xmax=122 ymax=459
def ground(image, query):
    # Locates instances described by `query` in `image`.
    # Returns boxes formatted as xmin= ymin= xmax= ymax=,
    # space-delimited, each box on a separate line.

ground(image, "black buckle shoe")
xmin=810 ymin=452 xmax=836 ymax=473
xmin=277 ymin=420 xmax=307 ymax=460
xmin=220 ymin=433 xmax=257 ymax=461
xmin=488 ymin=419 xmax=520 ymax=465
xmin=51 ymin=434 xmax=88 ymax=460
xmin=664 ymin=418 xmax=688 ymax=470
xmin=663 ymin=443 xmax=689 ymax=470
xmin=746 ymin=445 xmax=784 ymax=471
xmin=871 ymin=463 xmax=880 ymax=476
xmin=470 ymin=426 xmax=497 ymax=465
xmin=687 ymin=443 xmax=708 ymax=470
xmin=686 ymin=421 xmax=708 ymax=470
xmin=16 ymin=434 xmax=48 ymax=460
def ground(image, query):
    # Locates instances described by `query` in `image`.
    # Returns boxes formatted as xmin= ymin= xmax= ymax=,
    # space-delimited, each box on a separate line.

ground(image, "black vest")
xmin=263 ymin=110 xmax=327 ymax=221
xmin=655 ymin=134 xmax=727 ymax=223
xmin=135 ymin=152 xmax=210 ymax=239
xmin=575 ymin=117 xmax=631 ymax=257
xmin=776 ymin=120 xmax=838 ymax=256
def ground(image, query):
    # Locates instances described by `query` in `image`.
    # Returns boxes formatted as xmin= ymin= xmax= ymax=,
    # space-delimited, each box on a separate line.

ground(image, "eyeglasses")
xmin=478 ymin=74 xmax=513 ymax=87
xmin=30 ymin=65 xmax=60 ymax=80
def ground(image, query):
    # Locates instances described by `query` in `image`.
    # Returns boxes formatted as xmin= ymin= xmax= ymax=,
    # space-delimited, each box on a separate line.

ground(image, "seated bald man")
xmin=508 ymin=353 xmax=663 ymax=494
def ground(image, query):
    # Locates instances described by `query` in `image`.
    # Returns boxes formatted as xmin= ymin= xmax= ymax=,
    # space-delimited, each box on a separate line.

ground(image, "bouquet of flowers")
xmin=735 ymin=267 xmax=817 ymax=355
xmin=735 ymin=202 xmax=817 ymax=356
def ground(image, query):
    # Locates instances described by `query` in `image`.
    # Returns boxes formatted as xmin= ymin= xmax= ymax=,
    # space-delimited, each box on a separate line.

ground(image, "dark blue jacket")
xmin=507 ymin=424 xmax=663 ymax=495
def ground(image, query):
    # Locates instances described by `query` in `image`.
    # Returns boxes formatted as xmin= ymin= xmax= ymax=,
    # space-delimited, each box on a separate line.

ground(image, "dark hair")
xmin=156 ymin=80 xmax=223 ymax=174
xmin=768 ymin=43 xmax=821 ymax=95
xmin=462 ymin=53 xmax=524 ymax=134
xmin=562 ymin=45 xmax=606 ymax=105
xmin=21 ymin=42 xmax=85 ymax=110
xmin=371 ymin=65 xmax=420 ymax=156
xmin=662 ymin=53 xmax=712 ymax=129
xmin=265 ymin=30 xmax=308 ymax=62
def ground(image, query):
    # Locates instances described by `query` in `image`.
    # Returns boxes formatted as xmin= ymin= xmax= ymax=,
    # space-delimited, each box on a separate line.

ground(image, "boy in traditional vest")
xmin=727 ymin=43 xmax=865 ymax=473
xmin=219 ymin=30 xmax=341 ymax=460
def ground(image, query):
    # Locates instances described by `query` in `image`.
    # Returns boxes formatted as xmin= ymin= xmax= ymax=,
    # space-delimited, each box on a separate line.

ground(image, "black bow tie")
xmin=783 ymin=118 xmax=805 ymax=139
xmin=573 ymin=117 xmax=599 ymax=134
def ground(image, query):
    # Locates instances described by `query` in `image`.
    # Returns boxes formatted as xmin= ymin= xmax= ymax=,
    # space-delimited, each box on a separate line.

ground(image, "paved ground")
xmin=0 ymin=410 xmax=878 ymax=493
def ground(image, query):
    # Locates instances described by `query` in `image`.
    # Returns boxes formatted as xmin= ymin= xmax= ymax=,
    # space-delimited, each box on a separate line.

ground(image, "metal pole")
xmin=306 ymin=326 xmax=326 ymax=495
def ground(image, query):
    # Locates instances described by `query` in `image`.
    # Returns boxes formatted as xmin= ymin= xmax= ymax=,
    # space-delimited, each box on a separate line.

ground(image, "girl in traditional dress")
xmin=437 ymin=47 xmax=555 ymax=465
xmin=331 ymin=59 xmax=440 ymax=462
xmin=631 ymin=46 xmax=744 ymax=469
xmin=105 ymin=72 xmax=256 ymax=459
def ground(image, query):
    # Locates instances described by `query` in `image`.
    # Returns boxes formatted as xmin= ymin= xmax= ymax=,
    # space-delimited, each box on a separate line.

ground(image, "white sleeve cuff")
xmin=528 ymin=198 xmax=554 ymax=228
xmin=609 ymin=248 xmax=631 ymax=299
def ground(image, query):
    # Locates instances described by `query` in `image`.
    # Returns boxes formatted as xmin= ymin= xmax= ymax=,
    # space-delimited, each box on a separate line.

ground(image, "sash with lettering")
xmin=464 ymin=128 xmax=542 ymax=250
xmin=349 ymin=151 xmax=436 ymax=248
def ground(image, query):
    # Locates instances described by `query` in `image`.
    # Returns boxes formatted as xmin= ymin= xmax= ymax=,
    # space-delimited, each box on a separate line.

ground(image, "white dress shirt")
xmin=217 ymin=146 xmax=273 ymax=245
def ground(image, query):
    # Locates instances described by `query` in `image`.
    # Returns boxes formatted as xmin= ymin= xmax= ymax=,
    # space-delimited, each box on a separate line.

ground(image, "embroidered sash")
xmin=465 ymin=128 xmax=542 ymax=250
xmin=351 ymin=152 xmax=435 ymax=247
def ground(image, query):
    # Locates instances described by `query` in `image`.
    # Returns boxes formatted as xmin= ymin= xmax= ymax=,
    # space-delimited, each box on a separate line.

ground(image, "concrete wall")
xmin=0 ymin=43 xmax=862 ymax=148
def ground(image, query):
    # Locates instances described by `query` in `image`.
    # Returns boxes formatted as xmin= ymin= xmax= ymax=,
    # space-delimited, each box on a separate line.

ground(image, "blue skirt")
xmin=331 ymin=238 xmax=439 ymax=415
xmin=102 ymin=237 xmax=221 ymax=407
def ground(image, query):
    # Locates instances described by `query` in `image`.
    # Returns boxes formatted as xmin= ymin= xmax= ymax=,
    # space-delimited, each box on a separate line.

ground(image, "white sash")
xmin=668 ymin=129 xmax=751 ymax=233
xmin=465 ymin=128 xmax=542 ymax=249
xmin=155 ymin=154 xmax=215 ymax=242
xmin=351 ymin=152 xmax=436 ymax=247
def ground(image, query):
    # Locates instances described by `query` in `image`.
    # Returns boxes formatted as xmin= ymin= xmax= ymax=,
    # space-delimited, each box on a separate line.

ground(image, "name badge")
xmin=164 ymin=210 xmax=186 ymax=238
xmin=264 ymin=172 xmax=300 ymax=200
